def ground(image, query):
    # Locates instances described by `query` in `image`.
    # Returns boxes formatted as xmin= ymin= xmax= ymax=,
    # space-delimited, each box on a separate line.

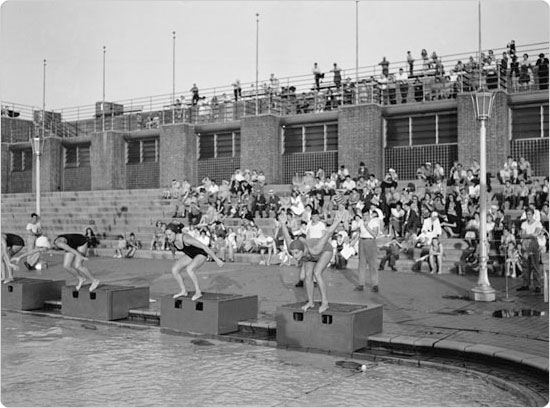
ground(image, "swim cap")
xmin=35 ymin=236 xmax=51 ymax=249
xmin=289 ymin=240 xmax=305 ymax=252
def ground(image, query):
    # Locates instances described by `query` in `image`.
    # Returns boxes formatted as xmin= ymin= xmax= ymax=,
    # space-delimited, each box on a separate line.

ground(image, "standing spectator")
xmin=428 ymin=237 xmax=444 ymax=274
xmin=535 ymin=53 xmax=549 ymax=90
xmin=355 ymin=209 xmax=381 ymax=293
xmin=407 ymin=51 xmax=415 ymax=76
xmin=190 ymin=83 xmax=200 ymax=106
xmin=357 ymin=161 xmax=369 ymax=180
xmin=517 ymin=208 xmax=543 ymax=293
xmin=396 ymin=68 xmax=409 ymax=103
xmin=421 ymin=49 xmax=429 ymax=71
xmin=331 ymin=63 xmax=342 ymax=89
xmin=269 ymin=73 xmax=280 ymax=94
xmin=312 ymin=62 xmax=324 ymax=91
xmin=519 ymin=54 xmax=532 ymax=90
xmin=232 ymin=79 xmax=242 ymax=101
xmin=24 ymin=213 xmax=42 ymax=270
xmin=378 ymin=57 xmax=390 ymax=77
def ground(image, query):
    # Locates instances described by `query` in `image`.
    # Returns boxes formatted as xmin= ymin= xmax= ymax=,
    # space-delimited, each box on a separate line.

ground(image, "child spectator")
xmin=428 ymin=237 xmax=444 ymax=274
xmin=151 ymin=220 xmax=167 ymax=251
xmin=505 ymin=241 xmax=522 ymax=279
xmin=115 ymin=235 xmax=127 ymax=258
xmin=125 ymin=232 xmax=141 ymax=258
xmin=378 ymin=238 xmax=403 ymax=272
xmin=84 ymin=227 xmax=100 ymax=256
xmin=255 ymin=230 xmax=276 ymax=266
xmin=212 ymin=231 xmax=228 ymax=262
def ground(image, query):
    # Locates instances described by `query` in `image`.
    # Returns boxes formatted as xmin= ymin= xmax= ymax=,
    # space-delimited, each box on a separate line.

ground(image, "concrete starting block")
xmin=276 ymin=302 xmax=383 ymax=354
xmin=1 ymin=278 xmax=65 ymax=311
xmin=61 ymin=284 xmax=149 ymax=321
xmin=160 ymin=292 xmax=258 ymax=335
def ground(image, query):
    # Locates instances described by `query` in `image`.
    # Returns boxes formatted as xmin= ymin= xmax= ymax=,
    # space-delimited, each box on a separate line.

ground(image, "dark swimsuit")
xmin=172 ymin=235 xmax=207 ymax=259
xmin=54 ymin=234 xmax=88 ymax=250
xmin=301 ymin=239 xmax=333 ymax=262
xmin=4 ymin=233 xmax=24 ymax=248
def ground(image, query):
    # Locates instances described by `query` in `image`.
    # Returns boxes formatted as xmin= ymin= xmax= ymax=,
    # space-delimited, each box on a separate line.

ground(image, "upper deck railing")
xmin=2 ymin=41 xmax=548 ymax=141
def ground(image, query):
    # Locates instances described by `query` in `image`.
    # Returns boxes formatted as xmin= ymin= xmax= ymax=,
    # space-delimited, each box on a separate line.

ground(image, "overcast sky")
xmin=0 ymin=0 xmax=548 ymax=111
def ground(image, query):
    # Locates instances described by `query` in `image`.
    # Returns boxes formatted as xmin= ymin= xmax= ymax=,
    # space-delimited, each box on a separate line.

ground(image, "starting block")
xmin=160 ymin=292 xmax=258 ymax=335
xmin=61 ymin=284 xmax=149 ymax=321
xmin=276 ymin=302 xmax=383 ymax=354
xmin=1 ymin=278 xmax=65 ymax=311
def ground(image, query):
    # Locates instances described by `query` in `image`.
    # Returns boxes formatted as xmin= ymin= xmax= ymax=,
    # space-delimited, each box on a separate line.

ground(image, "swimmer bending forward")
xmin=165 ymin=224 xmax=224 ymax=301
xmin=279 ymin=210 xmax=345 ymax=313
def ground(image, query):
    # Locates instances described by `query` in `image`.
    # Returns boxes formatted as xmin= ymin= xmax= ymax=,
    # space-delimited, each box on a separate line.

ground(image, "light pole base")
xmin=469 ymin=285 xmax=497 ymax=302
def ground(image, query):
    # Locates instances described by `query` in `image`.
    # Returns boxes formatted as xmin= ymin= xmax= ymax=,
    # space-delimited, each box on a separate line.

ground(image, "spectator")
xmin=255 ymin=230 xmax=276 ymax=266
xmin=389 ymin=202 xmax=405 ymax=238
xmin=504 ymin=241 xmax=522 ymax=279
xmin=464 ymin=212 xmax=480 ymax=248
xmin=517 ymin=208 xmax=544 ymax=293
xmin=407 ymin=51 xmax=415 ymax=76
xmin=312 ymin=62 xmax=324 ymax=91
xmin=396 ymin=68 xmax=409 ymax=103
xmin=535 ymin=53 xmax=549 ymax=90
xmin=251 ymin=190 xmax=267 ymax=218
xmin=24 ymin=212 xmax=42 ymax=270
xmin=84 ymin=227 xmax=100 ymax=256
xmin=331 ymin=63 xmax=342 ymax=89
xmin=498 ymin=156 xmax=518 ymax=184
xmin=269 ymin=73 xmax=280 ymax=94
xmin=377 ymin=74 xmax=388 ymax=104
xmin=151 ymin=221 xmax=167 ymax=251
xmin=417 ymin=162 xmax=434 ymax=185
xmin=519 ymin=54 xmax=532 ymax=90
xmin=378 ymin=57 xmax=390 ymax=77
xmin=428 ymin=237 xmax=444 ymax=274
xmin=517 ymin=157 xmax=532 ymax=182
xmin=441 ymin=193 xmax=462 ymax=237
xmin=387 ymin=75 xmax=397 ymax=105
xmin=421 ymin=49 xmax=429 ymax=71
xmin=115 ymin=235 xmax=127 ymax=258
xmin=378 ymin=237 xmax=403 ymax=272
xmin=125 ymin=232 xmax=142 ymax=258
xmin=190 ymin=83 xmax=201 ymax=106
xmin=417 ymin=211 xmax=442 ymax=246
xmin=413 ymin=77 xmax=424 ymax=102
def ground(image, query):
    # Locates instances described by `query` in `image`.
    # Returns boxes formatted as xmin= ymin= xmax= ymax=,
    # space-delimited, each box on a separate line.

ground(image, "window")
xmin=127 ymin=138 xmax=158 ymax=164
xmin=284 ymin=122 xmax=338 ymax=154
xmin=512 ymin=105 xmax=549 ymax=140
xmin=11 ymin=149 xmax=33 ymax=172
xmin=198 ymin=132 xmax=240 ymax=160
xmin=64 ymin=144 xmax=91 ymax=168
xmin=65 ymin=146 xmax=78 ymax=168
xmin=386 ymin=112 xmax=457 ymax=147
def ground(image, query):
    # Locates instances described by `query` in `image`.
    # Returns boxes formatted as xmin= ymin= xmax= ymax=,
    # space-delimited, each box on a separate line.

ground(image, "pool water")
xmin=1 ymin=312 xmax=526 ymax=407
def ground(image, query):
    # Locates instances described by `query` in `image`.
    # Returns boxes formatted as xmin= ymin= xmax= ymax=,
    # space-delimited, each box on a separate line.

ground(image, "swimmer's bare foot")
xmin=89 ymin=279 xmax=100 ymax=292
xmin=75 ymin=278 xmax=86 ymax=291
xmin=173 ymin=290 xmax=188 ymax=299
xmin=191 ymin=292 xmax=203 ymax=301
xmin=318 ymin=303 xmax=329 ymax=313
xmin=301 ymin=302 xmax=315 ymax=312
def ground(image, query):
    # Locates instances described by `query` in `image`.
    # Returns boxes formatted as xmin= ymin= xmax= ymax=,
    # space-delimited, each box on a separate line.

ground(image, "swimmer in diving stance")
xmin=278 ymin=210 xmax=345 ymax=313
xmin=165 ymin=223 xmax=224 ymax=301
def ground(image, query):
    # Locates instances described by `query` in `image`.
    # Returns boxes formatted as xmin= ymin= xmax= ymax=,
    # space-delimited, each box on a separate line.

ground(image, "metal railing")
xmin=2 ymin=41 xmax=548 ymax=140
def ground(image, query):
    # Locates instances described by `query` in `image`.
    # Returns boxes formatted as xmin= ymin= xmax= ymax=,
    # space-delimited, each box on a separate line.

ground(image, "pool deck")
xmin=12 ymin=253 xmax=549 ymax=374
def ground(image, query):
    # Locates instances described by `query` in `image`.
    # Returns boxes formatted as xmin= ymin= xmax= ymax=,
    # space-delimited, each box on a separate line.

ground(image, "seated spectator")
xmin=389 ymin=202 xmax=405 ymax=238
xmin=115 ymin=235 xmax=127 ymax=258
xmin=378 ymin=238 xmax=403 ymax=271
xmin=341 ymin=175 xmax=356 ymax=193
xmin=441 ymin=193 xmax=462 ymax=237
xmin=365 ymin=174 xmax=379 ymax=191
xmin=417 ymin=162 xmax=434 ymax=185
xmin=150 ymin=220 xmax=167 ymax=251
xmin=464 ymin=212 xmax=481 ymax=248
xmin=517 ymin=157 xmax=532 ymax=182
xmin=84 ymin=227 xmax=100 ymax=256
xmin=502 ymin=179 xmax=516 ymax=209
xmin=125 ymin=232 xmax=142 ymax=258
xmin=170 ymin=179 xmax=182 ymax=199
xmin=251 ymin=190 xmax=267 ymax=218
xmin=416 ymin=211 xmax=442 ymax=246
xmin=212 ymin=230 xmax=228 ymax=262
xmin=498 ymin=156 xmax=518 ymax=184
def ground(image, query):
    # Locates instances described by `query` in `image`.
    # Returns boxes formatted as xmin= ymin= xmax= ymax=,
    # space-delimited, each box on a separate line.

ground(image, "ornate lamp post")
xmin=470 ymin=90 xmax=496 ymax=302
xmin=31 ymin=58 xmax=47 ymax=215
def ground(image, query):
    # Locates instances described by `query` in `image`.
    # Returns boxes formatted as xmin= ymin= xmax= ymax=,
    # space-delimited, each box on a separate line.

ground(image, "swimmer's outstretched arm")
xmin=277 ymin=213 xmax=294 ymax=248
xmin=11 ymin=247 xmax=48 ymax=264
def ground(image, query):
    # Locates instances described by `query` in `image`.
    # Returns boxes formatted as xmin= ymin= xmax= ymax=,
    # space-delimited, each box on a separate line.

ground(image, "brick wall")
xmin=1 ymin=143 xmax=10 ymax=193
xmin=457 ymin=91 xmax=509 ymax=175
xmin=240 ymin=114 xmax=281 ymax=183
xmin=1 ymin=117 xmax=34 ymax=143
xmin=338 ymin=104 xmax=383 ymax=177
xmin=91 ymin=131 xmax=126 ymax=190
xmin=38 ymin=137 xmax=63 ymax=192
xmin=8 ymin=170 xmax=32 ymax=193
xmin=160 ymin=123 xmax=197 ymax=186
xmin=126 ymin=162 xmax=160 ymax=189
xmin=63 ymin=167 xmax=92 ymax=191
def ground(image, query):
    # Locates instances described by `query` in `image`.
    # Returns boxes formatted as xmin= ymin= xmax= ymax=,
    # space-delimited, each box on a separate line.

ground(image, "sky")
xmin=0 ymin=0 xmax=548 ymax=112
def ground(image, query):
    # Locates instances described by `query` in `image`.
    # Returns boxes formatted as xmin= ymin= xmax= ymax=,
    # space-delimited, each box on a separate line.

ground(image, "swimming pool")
xmin=1 ymin=311 xmax=527 ymax=407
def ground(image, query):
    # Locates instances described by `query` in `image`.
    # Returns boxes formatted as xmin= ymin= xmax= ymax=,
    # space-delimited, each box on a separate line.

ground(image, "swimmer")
xmin=1 ymin=233 xmax=27 ymax=283
xmin=24 ymin=234 xmax=100 ymax=291
xmin=164 ymin=223 xmax=224 ymax=301
xmin=278 ymin=210 xmax=345 ymax=313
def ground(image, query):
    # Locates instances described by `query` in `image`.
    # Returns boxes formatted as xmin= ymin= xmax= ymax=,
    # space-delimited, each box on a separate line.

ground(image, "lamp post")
xmin=470 ymin=90 xmax=496 ymax=302
xmin=255 ymin=12 xmax=259 ymax=116
xmin=31 ymin=58 xmax=47 ymax=216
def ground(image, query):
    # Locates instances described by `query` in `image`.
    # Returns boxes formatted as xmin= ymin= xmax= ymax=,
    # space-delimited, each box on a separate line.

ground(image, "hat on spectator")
xmin=388 ymin=168 xmax=396 ymax=173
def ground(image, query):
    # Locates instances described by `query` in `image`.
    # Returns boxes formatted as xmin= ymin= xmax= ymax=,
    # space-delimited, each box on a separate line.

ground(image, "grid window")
xmin=11 ymin=151 xmax=23 ymax=172
xmin=23 ymin=149 xmax=33 ymax=171
xmin=386 ymin=117 xmax=409 ymax=147
xmin=234 ymin=132 xmax=241 ymax=155
xmin=543 ymin=105 xmax=549 ymax=138
xmin=412 ymin=115 xmax=436 ymax=145
xmin=79 ymin=145 xmax=91 ymax=167
xmin=437 ymin=113 xmax=458 ymax=144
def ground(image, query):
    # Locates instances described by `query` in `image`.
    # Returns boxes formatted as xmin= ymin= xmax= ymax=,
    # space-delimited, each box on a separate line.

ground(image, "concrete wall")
xmin=91 ymin=131 xmax=127 ymax=190
xmin=160 ymin=123 xmax=197 ymax=186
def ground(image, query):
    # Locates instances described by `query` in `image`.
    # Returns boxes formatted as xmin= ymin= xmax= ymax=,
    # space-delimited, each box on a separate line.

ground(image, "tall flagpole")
xmin=255 ymin=12 xmax=259 ymax=115
xmin=102 ymin=45 xmax=106 ymax=131
xmin=172 ymin=31 xmax=176 ymax=105
xmin=355 ymin=1 xmax=359 ymax=103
